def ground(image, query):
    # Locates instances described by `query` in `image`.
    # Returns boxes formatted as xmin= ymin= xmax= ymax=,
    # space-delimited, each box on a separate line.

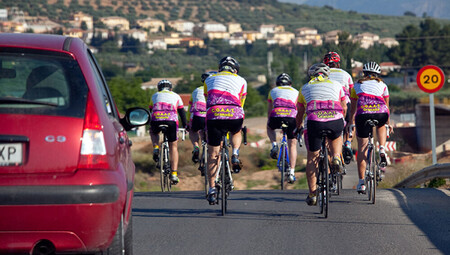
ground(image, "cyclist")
xmin=323 ymin=51 xmax=354 ymax=164
xmin=204 ymin=56 xmax=247 ymax=204
xmin=149 ymin=80 xmax=187 ymax=185
xmin=188 ymin=71 xmax=217 ymax=165
xmin=296 ymin=63 xmax=347 ymax=206
xmin=348 ymin=61 xmax=392 ymax=194
xmin=267 ymin=73 xmax=299 ymax=183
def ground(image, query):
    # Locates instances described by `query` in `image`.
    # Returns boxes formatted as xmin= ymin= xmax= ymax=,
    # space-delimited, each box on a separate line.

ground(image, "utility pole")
xmin=267 ymin=51 xmax=273 ymax=85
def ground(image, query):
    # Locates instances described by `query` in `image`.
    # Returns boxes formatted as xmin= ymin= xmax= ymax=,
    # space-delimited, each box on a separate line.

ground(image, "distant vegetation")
xmin=2 ymin=0 xmax=448 ymax=37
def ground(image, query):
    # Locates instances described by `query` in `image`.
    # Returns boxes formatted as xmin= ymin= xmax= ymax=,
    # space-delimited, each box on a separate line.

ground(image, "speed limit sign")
xmin=416 ymin=65 xmax=445 ymax=93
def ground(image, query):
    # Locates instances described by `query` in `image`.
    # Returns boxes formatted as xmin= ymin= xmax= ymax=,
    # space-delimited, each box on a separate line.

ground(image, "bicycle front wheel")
xmin=371 ymin=150 xmax=377 ymax=204
xmin=221 ymin=148 xmax=227 ymax=216
xmin=280 ymin=143 xmax=286 ymax=190
xmin=323 ymin=148 xmax=329 ymax=218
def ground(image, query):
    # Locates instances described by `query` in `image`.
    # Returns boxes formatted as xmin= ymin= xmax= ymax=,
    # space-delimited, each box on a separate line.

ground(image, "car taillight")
xmin=78 ymin=93 xmax=109 ymax=170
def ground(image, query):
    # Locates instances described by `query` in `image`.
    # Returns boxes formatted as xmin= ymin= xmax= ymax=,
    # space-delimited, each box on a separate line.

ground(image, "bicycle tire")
xmin=280 ymin=143 xmax=285 ymax=190
xmin=221 ymin=147 xmax=227 ymax=216
xmin=323 ymin=146 xmax=329 ymax=218
xmin=318 ymin=162 xmax=324 ymax=214
xmin=371 ymin=149 xmax=377 ymax=204
xmin=201 ymin=145 xmax=208 ymax=197
xmin=159 ymin=145 xmax=165 ymax=192
xmin=164 ymin=144 xmax=171 ymax=192
xmin=366 ymin=147 xmax=373 ymax=201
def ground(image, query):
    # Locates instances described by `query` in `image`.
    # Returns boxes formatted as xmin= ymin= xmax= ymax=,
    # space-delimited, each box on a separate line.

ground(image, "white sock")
xmin=272 ymin=142 xmax=277 ymax=147
xmin=289 ymin=168 xmax=295 ymax=174
xmin=233 ymin=148 xmax=239 ymax=155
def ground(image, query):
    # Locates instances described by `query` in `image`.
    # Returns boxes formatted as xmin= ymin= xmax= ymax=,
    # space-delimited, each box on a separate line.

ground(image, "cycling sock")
xmin=153 ymin=145 xmax=159 ymax=149
xmin=171 ymin=171 xmax=177 ymax=176
xmin=272 ymin=142 xmax=277 ymax=147
xmin=233 ymin=148 xmax=239 ymax=155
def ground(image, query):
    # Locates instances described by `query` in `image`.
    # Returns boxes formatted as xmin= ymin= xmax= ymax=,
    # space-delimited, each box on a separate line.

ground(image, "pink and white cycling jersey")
xmin=329 ymin=67 xmax=354 ymax=103
xmin=188 ymin=86 xmax=206 ymax=120
xmin=204 ymin=71 xmax=247 ymax=120
xmin=298 ymin=77 xmax=345 ymax=122
xmin=268 ymin=86 xmax=299 ymax=118
xmin=149 ymin=90 xmax=184 ymax=122
xmin=351 ymin=79 xmax=389 ymax=116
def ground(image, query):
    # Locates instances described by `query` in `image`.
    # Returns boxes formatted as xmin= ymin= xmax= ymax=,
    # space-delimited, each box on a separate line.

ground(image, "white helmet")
xmin=308 ymin=63 xmax=330 ymax=77
xmin=363 ymin=62 xmax=381 ymax=74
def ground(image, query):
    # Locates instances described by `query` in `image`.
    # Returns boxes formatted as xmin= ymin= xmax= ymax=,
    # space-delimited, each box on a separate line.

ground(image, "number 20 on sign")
xmin=416 ymin=65 xmax=445 ymax=93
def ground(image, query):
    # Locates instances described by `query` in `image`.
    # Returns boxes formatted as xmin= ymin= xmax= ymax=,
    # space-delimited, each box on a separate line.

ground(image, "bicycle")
xmin=329 ymin=153 xmax=344 ymax=196
xmin=317 ymin=130 xmax=331 ymax=218
xmin=277 ymin=121 xmax=290 ymax=190
xmin=361 ymin=119 xmax=379 ymax=204
xmin=213 ymin=127 xmax=247 ymax=216
xmin=158 ymin=125 xmax=185 ymax=192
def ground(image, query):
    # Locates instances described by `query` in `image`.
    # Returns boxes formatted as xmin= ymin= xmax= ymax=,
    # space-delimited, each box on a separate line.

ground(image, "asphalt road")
xmin=132 ymin=187 xmax=450 ymax=255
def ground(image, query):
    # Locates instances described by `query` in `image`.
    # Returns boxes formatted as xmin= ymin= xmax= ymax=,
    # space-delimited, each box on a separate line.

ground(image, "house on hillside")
xmin=353 ymin=32 xmax=379 ymax=49
xmin=323 ymin=30 xmax=345 ymax=45
xmin=200 ymin=21 xmax=227 ymax=33
xmin=241 ymin=31 xmax=263 ymax=43
xmin=167 ymin=19 xmax=195 ymax=36
xmin=141 ymin=77 xmax=183 ymax=90
xmin=164 ymin=32 xmax=183 ymax=46
xmin=227 ymin=22 xmax=242 ymax=34
xmin=180 ymin=37 xmax=205 ymax=48
xmin=207 ymin=31 xmax=230 ymax=40
xmin=119 ymin=29 xmax=148 ymax=42
xmin=229 ymin=33 xmax=246 ymax=46
xmin=22 ymin=16 xmax=62 ymax=33
xmin=99 ymin=16 xmax=129 ymax=31
xmin=64 ymin=28 xmax=86 ymax=40
xmin=294 ymin=27 xmax=322 ymax=46
xmin=70 ymin=12 xmax=93 ymax=30
xmin=273 ymin=31 xmax=295 ymax=45
xmin=379 ymin=37 xmax=399 ymax=48
xmin=136 ymin=18 xmax=165 ymax=33
xmin=147 ymin=37 xmax=167 ymax=53
xmin=259 ymin=24 xmax=284 ymax=38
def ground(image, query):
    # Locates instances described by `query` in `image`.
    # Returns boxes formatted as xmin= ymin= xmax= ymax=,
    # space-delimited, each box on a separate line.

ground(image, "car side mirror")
xmin=121 ymin=107 xmax=150 ymax=131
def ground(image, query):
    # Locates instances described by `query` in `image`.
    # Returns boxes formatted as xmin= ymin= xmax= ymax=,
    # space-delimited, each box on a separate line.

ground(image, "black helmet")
xmin=307 ymin=63 xmax=330 ymax=78
xmin=218 ymin=56 xmax=240 ymax=74
xmin=276 ymin=73 xmax=292 ymax=86
xmin=201 ymin=71 xmax=218 ymax=83
xmin=157 ymin=79 xmax=172 ymax=91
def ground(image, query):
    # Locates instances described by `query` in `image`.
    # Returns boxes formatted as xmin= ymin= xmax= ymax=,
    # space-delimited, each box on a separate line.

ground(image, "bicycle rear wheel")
xmin=159 ymin=146 xmax=165 ymax=192
xmin=221 ymin=148 xmax=227 ymax=216
xmin=371 ymin=150 xmax=377 ymax=204
xmin=280 ymin=143 xmax=286 ymax=190
xmin=200 ymin=146 xmax=208 ymax=197
xmin=366 ymin=149 xmax=373 ymax=202
xmin=323 ymin=148 xmax=329 ymax=218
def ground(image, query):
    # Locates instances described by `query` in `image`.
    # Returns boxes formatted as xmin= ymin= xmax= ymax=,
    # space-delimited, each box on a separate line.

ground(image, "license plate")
xmin=0 ymin=143 xmax=23 ymax=166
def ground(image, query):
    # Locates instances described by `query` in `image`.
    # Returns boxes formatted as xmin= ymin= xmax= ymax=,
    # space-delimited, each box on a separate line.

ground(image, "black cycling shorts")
xmin=355 ymin=113 xmax=389 ymax=138
xmin=189 ymin=116 xmax=205 ymax=132
xmin=267 ymin=117 xmax=296 ymax=139
xmin=306 ymin=119 xmax=344 ymax=152
xmin=150 ymin=120 xmax=178 ymax=142
xmin=206 ymin=119 xmax=243 ymax=146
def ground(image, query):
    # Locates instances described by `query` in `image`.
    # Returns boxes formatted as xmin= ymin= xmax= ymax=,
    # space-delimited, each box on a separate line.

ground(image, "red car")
xmin=0 ymin=33 xmax=149 ymax=254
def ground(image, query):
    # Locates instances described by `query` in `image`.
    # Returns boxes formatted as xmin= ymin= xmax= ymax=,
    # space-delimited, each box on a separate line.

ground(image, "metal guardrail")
xmin=394 ymin=163 xmax=450 ymax=188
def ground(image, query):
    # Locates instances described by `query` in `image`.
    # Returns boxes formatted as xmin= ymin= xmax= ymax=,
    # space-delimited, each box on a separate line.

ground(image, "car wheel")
xmin=106 ymin=214 xmax=133 ymax=255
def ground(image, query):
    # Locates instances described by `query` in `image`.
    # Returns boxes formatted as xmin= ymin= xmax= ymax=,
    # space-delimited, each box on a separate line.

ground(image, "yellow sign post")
xmin=416 ymin=65 xmax=445 ymax=164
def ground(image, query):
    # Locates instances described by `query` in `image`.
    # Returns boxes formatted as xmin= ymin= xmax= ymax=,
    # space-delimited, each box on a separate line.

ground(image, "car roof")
xmin=0 ymin=33 xmax=83 ymax=53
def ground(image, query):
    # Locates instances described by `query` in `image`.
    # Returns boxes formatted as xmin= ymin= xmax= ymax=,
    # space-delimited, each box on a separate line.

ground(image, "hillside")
xmin=280 ymin=0 xmax=450 ymax=20
xmin=2 ymin=0 xmax=448 ymax=37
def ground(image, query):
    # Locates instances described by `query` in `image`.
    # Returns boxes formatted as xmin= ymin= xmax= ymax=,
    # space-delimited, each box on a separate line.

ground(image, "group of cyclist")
xmin=147 ymin=52 xmax=392 ymax=206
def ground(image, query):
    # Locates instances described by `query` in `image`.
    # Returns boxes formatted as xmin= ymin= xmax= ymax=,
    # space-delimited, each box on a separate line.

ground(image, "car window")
xmin=0 ymin=48 xmax=88 ymax=118
xmin=86 ymin=50 xmax=117 ymax=119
